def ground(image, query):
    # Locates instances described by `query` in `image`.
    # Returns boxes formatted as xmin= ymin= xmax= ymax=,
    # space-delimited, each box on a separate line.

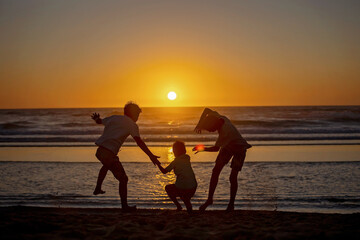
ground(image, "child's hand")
xmin=91 ymin=113 xmax=100 ymax=120
xmin=192 ymin=144 xmax=205 ymax=154
xmin=91 ymin=113 xmax=102 ymax=124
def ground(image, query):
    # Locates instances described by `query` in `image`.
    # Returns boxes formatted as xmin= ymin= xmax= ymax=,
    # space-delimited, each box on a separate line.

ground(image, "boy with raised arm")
xmin=91 ymin=101 xmax=160 ymax=212
xmin=157 ymin=141 xmax=197 ymax=213
xmin=193 ymin=108 xmax=251 ymax=211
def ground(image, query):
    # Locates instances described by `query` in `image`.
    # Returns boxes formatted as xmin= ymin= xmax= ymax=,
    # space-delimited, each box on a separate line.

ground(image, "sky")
xmin=0 ymin=0 xmax=359 ymax=108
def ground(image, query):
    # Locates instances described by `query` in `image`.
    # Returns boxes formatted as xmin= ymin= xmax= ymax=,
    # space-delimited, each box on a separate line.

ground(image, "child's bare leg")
xmin=111 ymin=163 xmax=136 ymax=212
xmin=93 ymin=166 xmax=108 ymax=195
xmin=227 ymin=169 xmax=239 ymax=211
xmin=199 ymin=162 xmax=225 ymax=211
xmin=118 ymin=175 xmax=129 ymax=208
xmin=181 ymin=196 xmax=193 ymax=213
xmin=165 ymin=185 xmax=182 ymax=210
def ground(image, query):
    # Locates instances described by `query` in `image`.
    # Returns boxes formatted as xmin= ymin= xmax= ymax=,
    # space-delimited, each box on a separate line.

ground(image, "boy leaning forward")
xmin=193 ymin=108 xmax=252 ymax=211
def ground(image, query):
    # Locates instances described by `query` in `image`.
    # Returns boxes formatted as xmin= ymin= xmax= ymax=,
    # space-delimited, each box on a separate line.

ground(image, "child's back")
xmin=165 ymin=154 xmax=197 ymax=190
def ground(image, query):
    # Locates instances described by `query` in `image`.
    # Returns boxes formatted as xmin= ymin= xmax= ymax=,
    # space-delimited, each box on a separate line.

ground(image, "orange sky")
xmin=1 ymin=1 xmax=359 ymax=108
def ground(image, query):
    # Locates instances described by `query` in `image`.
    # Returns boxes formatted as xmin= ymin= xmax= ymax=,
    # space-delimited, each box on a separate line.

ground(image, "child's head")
xmin=124 ymin=101 xmax=142 ymax=122
xmin=202 ymin=115 xmax=224 ymax=132
xmin=172 ymin=141 xmax=186 ymax=157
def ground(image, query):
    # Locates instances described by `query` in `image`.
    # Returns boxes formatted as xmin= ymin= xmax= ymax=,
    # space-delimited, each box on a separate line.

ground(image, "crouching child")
xmin=157 ymin=141 xmax=197 ymax=213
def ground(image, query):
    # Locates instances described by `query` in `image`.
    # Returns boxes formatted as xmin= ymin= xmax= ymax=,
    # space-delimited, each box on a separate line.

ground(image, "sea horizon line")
xmin=1 ymin=104 xmax=359 ymax=110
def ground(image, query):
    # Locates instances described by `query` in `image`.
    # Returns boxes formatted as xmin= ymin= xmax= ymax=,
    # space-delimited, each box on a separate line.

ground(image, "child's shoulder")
xmin=175 ymin=154 xmax=191 ymax=162
xmin=106 ymin=115 xmax=123 ymax=121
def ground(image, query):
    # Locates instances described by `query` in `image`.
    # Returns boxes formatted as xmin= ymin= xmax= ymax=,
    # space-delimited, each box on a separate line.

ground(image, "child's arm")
xmin=194 ymin=108 xmax=217 ymax=133
xmin=91 ymin=113 xmax=102 ymax=124
xmin=204 ymin=146 xmax=220 ymax=152
xmin=192 ymin=144 xmax=220 ymax=154
xmin=157 ymin=163 xmax=169 ymax=174
xmin=133 ymin=136 xmax=160 ymax=166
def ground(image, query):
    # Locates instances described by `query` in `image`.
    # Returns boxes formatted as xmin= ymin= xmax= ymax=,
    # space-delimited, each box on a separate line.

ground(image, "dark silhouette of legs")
xmin=199 ymin=161 xmax=226 ymax=211
xmin=111 ymin=162 xmax=136 ymax=212
xmin=227 ymin=168 xmax=240 ymax=211
xmin=165 ymin=184 xmax=182 ymax=210
xmin=95 ymin=147 xmax=135 ymax=212
xmin=165 ymin=184 xmax=196 ymax=213
xmin=226 ymin=147 xmax=246 ymax=211
xmin=93 ymin=166 xmax=108 ymax=195
xmin=180 ymin=196 xmax=193 ymax=213
xmin=118 ymin=175 xmax=129 ymax=209
xmin=200 ymin=147 xmax=233 ymax=212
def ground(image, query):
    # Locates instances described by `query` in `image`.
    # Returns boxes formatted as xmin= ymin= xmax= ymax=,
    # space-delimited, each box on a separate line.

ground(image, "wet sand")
xmin=1 ymin=207 xmax=359 ymax=239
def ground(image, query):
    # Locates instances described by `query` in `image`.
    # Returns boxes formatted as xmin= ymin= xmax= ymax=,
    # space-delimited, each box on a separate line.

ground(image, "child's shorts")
xmin=96 ymin=146 xmax=127 ymax=181
xmin=166 ymin=184 xmax=196 ymax=199
xmin=216 ymin=142 xmax=249 ymax=171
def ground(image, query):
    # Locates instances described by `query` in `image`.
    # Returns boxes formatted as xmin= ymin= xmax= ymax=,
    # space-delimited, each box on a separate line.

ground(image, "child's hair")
xmin=202 ymin=115 xmax=221 ymax=132
xmin=172 ymin=141 xmax=186 ymax=157
xmin=124 ymin=101 xmax=142 ymax=117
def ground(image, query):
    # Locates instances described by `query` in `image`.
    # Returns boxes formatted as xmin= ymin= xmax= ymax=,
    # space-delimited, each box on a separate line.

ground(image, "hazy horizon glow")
xmin=1 ymin=0 xmax=360 ymax=108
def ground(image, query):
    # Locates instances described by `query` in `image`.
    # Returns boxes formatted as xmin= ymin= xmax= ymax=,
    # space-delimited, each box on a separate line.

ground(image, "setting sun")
xmin=167 ymin=91 xmax=177 ymax=100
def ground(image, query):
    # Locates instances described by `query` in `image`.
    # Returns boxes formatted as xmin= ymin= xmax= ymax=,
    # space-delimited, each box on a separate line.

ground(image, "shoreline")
xmin=1 ymin=206 xmax=359 ymax=239
xmin=1 ymin=145 xmax=359 ymax=162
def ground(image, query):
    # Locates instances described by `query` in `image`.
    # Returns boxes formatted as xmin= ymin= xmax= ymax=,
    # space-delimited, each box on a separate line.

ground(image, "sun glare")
xmin=167 ymin=91 xmax=177 ymax=100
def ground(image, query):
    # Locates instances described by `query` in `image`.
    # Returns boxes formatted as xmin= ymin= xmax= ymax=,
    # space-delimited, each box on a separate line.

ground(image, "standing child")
xmin=91 ymin=101 xmax=160 ymax=212
xmin=157 ymin=141 xmax=197 ymax=213
xmin=193 ymin=108 xmax=252 ymax=211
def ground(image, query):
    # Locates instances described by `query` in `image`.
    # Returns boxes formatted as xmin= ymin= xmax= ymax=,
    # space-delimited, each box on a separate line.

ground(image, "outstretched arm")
xmin=91 ymin=113 xmax=102 ymax=124
xmin=192 ymin=145 xmax=220 ymax=154
xmin=133 ymin=136 xmax=160 ymax=165
xmin=157 ymin=164 xmax=169 ymax=174
xmin=194 ymin=108 xmax=216 ymax=133
xmin=204 ymin=146 xmax=220 ymax=152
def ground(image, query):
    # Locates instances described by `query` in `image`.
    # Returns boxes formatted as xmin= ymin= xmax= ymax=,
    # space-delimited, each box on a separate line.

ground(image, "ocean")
xmin=1 ymin=106 xmax=360 ymax=147
xmin=0 ymin=106 xmax=359 ymax=213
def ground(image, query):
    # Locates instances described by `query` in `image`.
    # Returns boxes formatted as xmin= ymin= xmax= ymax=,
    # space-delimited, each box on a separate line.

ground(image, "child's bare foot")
xmin=93 ymin=189 xmax=105 ymax=195
xmin=226 ymin=203 xmax=234 ymax=212
xmin=122 ymin=205 xmax=137 ymax=213
xmin=199 ymin=199 xmax=213 ymax=212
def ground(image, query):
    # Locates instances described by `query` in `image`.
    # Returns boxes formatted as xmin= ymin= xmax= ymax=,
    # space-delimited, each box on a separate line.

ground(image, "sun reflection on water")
xmin=167 ymin=146 xmax=175 ymax=162
xmin=153 ymin=146 xmax=176 ymax=203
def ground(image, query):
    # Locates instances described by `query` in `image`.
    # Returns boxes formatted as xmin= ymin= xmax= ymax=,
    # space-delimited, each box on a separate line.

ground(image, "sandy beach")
xmin=1 ymin=207 xmax=359 ymax=239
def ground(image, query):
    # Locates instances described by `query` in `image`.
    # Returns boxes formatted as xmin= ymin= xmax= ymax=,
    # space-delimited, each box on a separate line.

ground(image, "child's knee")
xmin=122 ymin=175 xmax=128 ymax=183
xmin=229 ymin=170 xmax=239 ymax=182
xmin=212 ymin=165 xmax=222 ymax=175
xmin=181 ymin=196 xmax=191 ymax=203
xmin=116 ymin=174 xmax=128 ymax=183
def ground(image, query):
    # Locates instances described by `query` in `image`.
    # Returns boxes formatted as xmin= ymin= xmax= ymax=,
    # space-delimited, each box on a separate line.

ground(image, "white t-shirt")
xmin=95 ymin=115 xmax=140 ymax=155
xmin=209 ymin=112 xmax=250 ymax=148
